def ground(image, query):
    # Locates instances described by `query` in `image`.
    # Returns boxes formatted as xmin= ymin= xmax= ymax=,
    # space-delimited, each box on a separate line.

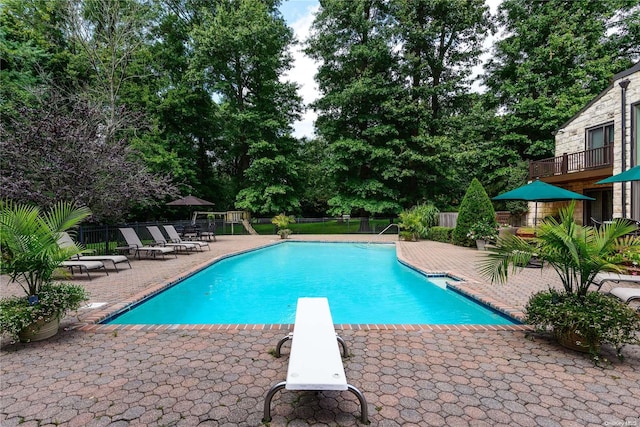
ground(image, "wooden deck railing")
xmin=529 ymin=145 xmax=613 ymax=179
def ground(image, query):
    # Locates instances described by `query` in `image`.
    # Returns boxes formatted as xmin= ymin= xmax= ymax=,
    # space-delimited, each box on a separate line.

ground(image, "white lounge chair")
xmin=263 ymin=297 xmax=368 ymax=423
xmin=60 ymin=260 xmax=108 ymax=279
xmin=163 ymin=225 xmax=210 ymax=251
xmin=57 ymin=232 xmax=131 ymax=271
xmin=610 ymin=287 xmax=640 ymax=305
xmin=591 ymin=272 xmax=640 ymax=290
xmin=118 ymin=228 xmax=176 ymax=259
xmin=146 ymin=226 xmax=198 ymax=253
xmin=591 ymin=273 xmax=640 ymax=305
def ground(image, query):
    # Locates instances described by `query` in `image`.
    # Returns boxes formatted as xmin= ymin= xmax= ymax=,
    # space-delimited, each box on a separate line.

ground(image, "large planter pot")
xmin=554 ymin=328 xmax=599 ymax=353
xmin=18 ymin=315 xmax=60 ymax=342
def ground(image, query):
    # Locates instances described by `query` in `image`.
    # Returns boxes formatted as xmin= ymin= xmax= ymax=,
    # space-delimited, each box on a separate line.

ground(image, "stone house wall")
xmin=528 ymin=65 xmax=640 ymax=225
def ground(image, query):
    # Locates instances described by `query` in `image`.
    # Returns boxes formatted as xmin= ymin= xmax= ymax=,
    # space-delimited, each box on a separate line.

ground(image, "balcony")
xmin=529 ymin=145 xmax=614 ymax=181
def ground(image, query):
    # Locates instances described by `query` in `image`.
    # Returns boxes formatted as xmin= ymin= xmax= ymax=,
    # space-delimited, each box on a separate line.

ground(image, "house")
xmin=528 ymin=62 xmax=640 ymax=225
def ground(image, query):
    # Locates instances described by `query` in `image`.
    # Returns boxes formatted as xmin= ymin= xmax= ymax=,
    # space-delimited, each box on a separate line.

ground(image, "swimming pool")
xmin=107 ymin=242 xmax=515 ymax=325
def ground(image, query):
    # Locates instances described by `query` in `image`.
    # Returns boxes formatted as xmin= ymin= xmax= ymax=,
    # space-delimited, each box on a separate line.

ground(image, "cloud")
xmin=282 ymin=3 xmax=320 ymax=139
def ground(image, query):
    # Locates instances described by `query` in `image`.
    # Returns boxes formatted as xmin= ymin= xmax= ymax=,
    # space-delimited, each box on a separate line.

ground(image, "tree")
xmin=306 ymin=0 xmax=404 ymax=228
xmin=190 ymin=0 xmax=303 ymax=215
xmin=483 ymin=0 xmax=639 ymax=161
xmin=297 ymin=137 xmax=334 ymax=216
xmin=122 ymin=1 xmax=225 ymax=206
xmin=0 ymin=0 xmax=76 ymax=121
xmin=65 ymin=0 xmax=158 ymax=141
xmin=0 ymin=92 xmax=178 ymax=222
xmin=452 ymin=178 xmax=497 ymax=246
xmin=391 ymin=0 xmax=492 ymax=206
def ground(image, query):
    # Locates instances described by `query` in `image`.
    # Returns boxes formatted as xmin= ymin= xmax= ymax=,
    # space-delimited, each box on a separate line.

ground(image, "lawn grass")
xmin=253 ymin=219 xmax=396 ymax=235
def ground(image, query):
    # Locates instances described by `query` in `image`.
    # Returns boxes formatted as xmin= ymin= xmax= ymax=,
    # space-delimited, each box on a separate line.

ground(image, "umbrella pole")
xmin=534 ymin=202 xmax=538 ymax=228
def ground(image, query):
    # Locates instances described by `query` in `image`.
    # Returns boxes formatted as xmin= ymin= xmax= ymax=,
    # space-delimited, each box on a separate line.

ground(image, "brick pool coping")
xmin=71 ymin=239 xmax=533 ymax=334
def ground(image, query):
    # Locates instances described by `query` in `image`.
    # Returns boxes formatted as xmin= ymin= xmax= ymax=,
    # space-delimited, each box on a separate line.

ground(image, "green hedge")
xmin=427 ymin=226 xmax=453 ymax=243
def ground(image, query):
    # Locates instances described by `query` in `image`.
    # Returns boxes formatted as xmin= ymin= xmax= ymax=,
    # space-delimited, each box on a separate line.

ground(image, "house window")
xmin=587 ymin=122 xmax=614 ymax=149
xmin=586 ymin=122 xmax=614 ymax=168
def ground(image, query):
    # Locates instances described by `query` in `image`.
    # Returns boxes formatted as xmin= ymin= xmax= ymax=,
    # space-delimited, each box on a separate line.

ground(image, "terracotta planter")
xmin=555 ymin=328 xmax=599 ymax=353
xmin=18 ymin=315 xmax=60 ymax=342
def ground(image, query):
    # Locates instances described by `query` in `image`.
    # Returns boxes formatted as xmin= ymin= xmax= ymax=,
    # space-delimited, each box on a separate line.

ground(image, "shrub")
xmin=427 ymin=226 xmax=453 ymax=243
xmin=453 ymin=178 xmax=497 ymax=246
xmin=398 ymin=203 xmax=439 ymax=241
xmin=525 ymin=289 xmax=640 ymax=360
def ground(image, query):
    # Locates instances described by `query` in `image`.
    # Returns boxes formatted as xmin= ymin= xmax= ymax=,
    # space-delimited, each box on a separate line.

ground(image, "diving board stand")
xmin=263 ymin=297 xmax=369 ymax=424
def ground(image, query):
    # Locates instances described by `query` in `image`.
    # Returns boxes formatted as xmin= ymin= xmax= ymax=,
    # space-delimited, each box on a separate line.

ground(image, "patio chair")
xmin=609 ymin=287 xmax=640 ymax=305
xmin=146 ymin=226 xmax=199 ymax=253
xmin=57 ymin=232 xmax=131 ymax=272
xmin=591 ymin=272 xmax=640 ymax=291
xmin=591 ymin=272 xmax=640 ymax=307
xmin=60 ymin=260 xmax=108 ymax=280
xmin=163 ymin=225 xmax=211 ymax=251
xmin=118 ymin=228 xmax=177 ymax=259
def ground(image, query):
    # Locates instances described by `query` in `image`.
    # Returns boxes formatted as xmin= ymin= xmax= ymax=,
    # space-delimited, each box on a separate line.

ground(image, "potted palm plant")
xmin=0 ymin=200 xmax=91 ymax=342
xmin=479 ymin=202 xmax=640 ymax=359
xmin=271 ymin=213 xmax=296 ymax=239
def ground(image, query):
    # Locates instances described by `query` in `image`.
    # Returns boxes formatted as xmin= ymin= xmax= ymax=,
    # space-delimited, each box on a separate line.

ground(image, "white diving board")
xmin=263 ymin=297 xmax=369 ymax=423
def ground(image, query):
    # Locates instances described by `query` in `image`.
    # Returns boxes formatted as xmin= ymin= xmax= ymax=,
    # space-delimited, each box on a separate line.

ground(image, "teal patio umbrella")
xmin=596 ymin=165 xmax=640 ymax=184
xmin=492 ymin=180 xmax=595 ymax=226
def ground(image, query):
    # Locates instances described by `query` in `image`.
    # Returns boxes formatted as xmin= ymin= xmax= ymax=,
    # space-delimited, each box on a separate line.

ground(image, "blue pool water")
xmin=107 ymin=242 xmax=515 ymax=325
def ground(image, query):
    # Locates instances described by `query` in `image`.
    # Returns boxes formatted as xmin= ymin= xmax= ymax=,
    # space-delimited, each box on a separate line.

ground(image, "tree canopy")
xmin=1 ymin=0 xmax=638 ymax=221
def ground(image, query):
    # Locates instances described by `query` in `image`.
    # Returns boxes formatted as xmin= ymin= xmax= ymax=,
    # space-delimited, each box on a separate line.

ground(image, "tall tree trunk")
xmin=358 ymin=216 xmax=372 ymax=233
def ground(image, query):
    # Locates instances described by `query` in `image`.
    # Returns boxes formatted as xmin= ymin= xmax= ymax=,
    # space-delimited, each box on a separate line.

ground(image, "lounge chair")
xmin=118 ymin=228 xmax=177 ymax=259
xmin=591 ymin=272 xmax=640 ymax=290
xmin=60 ymin=260 xmax=108 ymax=280
xmin=610 ymin=287 xmax=640 ymax=304
xmin=57 ymin=232 xmax=131 ymax=272
xmin=146 ymin=226 xmax=199 ymax=253
xmin=263 ymin=297 xmax=368 ymax=424
xmin=163 ymin=225 xmax=211 ymax=251
xmin=591 ymin=272 xmax=640 ymax=306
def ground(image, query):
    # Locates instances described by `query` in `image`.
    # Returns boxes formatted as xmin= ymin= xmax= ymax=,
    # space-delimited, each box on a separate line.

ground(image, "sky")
xmin=280 ymin=0 xmax=321 ymax=139
xmin=279 ymin=0 xmax=502 ymax=139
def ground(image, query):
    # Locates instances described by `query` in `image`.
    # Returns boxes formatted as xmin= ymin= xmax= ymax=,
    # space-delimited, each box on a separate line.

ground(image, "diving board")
xmin=263 ymin=297 xmax=369 ymax=423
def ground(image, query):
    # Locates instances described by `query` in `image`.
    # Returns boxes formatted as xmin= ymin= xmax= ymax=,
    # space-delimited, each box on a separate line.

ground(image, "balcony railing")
xmin=529 ymin=145 xmax=613 ymax=179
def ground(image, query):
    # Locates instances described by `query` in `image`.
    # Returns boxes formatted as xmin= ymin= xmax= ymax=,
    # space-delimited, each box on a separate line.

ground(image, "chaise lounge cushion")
xmin=610 ymin=287 xmax=640 ymax=304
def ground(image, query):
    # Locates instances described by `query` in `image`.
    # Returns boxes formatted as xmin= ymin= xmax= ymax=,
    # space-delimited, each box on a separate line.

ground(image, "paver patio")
xmin=1 ymin=235 xmax=639 ymax=426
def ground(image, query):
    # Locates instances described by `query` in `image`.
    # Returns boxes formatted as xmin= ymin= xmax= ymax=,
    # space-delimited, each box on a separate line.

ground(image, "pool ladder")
xmin=378 ymin=223 xmax=400 ymax=237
